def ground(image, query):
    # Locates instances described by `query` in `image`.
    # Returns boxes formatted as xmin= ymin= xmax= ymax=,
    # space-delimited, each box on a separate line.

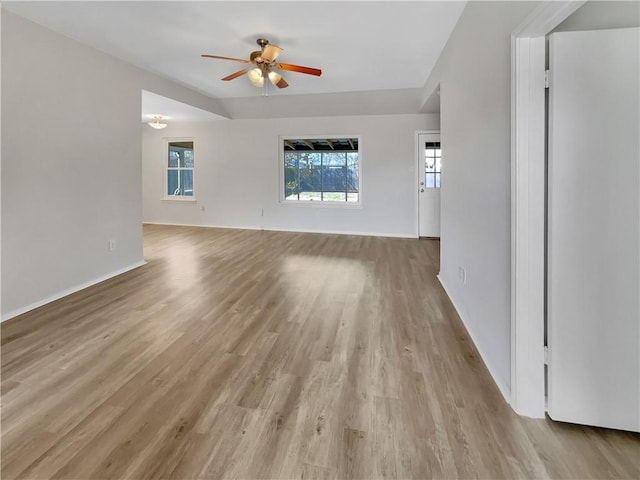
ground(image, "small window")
xmin=281 ymin=137 xmax=360 ymax=204
xmin=424 ymin=141 xmax=441 ymax=188
xmin=165 ymin=140 xmax=194 ymax=200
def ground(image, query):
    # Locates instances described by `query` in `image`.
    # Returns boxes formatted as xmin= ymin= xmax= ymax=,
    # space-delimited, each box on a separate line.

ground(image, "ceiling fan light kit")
xmin=248 ymin=68 xmax=264 ymax=87
xmin=268 ymin=71 xmax=283 ymax=85
xmin=202 ymin=38 xmax=321 ymax=94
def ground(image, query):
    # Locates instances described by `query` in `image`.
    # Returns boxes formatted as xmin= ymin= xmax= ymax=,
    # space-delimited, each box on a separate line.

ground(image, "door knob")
xmin=420 ymin=188 xmax=425 ymax=193
xmin=420 ymin=181 xmax=425 ymax=186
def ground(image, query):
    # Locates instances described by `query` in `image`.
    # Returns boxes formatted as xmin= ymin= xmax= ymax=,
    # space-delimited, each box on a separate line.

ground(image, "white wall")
xmin=0 ymin=7 xmax=3 ymax=317
xmin=143 ymin=114 xmax=437 ymax=237
xmin=0 ymin=11 xmax=224 ymax=320
xmin=554 ymin=0 xmax=640 ymax=32
xmin=1 ymin=11 xmax=142 ymax=318
xmin=422 ymin=1 xmax=541 ymax=397
xmin=219 ymin=89 xmax=424 ymax=119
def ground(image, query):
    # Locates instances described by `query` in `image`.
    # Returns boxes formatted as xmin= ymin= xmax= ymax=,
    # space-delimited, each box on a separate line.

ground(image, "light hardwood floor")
xmin=2 ymin=224 xmax=638 ymax=479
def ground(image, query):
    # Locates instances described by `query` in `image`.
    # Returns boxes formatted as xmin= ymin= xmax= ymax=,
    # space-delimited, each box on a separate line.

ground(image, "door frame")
xmin=509 ymin=1 xmax=585 ymax=418
xmin=415 ymin=130 xmax=441 ymax=238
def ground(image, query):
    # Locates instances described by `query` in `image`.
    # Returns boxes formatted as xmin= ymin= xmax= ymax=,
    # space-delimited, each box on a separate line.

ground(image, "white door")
xmin=418 ymin=132 xmax=441 ymax=237
xmin=547 ymin=27 xmax=639 ymax=432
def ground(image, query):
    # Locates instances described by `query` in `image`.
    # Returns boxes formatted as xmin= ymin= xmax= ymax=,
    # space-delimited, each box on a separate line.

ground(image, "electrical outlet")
xmin=108 ymin=240 xmax=116 ymax=252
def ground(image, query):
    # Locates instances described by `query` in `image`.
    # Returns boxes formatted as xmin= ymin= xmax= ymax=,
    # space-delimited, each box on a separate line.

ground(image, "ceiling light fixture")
xmin=148 ymin=115 xmax=168 ymax=129
xmin=247 ymin=68 xmax=285 ymax=97
xmin=247 ymin=68 xmax=265 ymax=88
xmin=268 ymin=71 xmax=282 ymax=85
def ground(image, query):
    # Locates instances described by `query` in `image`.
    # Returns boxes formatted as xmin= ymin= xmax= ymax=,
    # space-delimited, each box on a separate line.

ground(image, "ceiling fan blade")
xmin=201 ymin=54 xmax=252 ymax=64
xmin=261 ymin=44 xmax=283 ymax=63
xmin=275 ymin=63 xmax=322 ymax=77
xmin=222 ymin=69 xmax=249 ymax=81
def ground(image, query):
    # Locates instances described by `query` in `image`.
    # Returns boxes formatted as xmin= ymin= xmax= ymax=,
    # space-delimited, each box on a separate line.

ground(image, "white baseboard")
xmin=1 ymin=261 xmax=147 ymax=323
xmin=265 ymin=225 xmax=414 ymax=239
xmin=143 ymin=222 xmax=414 ymax=239
xmin=437 ymin=274 xmax=512 ymax=405
xmin=143 ymin=221 xmax=263 ymax=232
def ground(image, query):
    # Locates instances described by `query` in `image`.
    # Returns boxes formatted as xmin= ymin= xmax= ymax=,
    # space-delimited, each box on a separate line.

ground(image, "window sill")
xmin=280 ymin=200 xmax=363 ymax=209
xmin=162 ymin=197 xmax=197 ymax=203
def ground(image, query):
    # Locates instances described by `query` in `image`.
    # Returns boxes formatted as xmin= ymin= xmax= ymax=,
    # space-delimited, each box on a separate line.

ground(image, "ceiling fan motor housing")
xmin=250 ymin=51 xmax=262 ymax=63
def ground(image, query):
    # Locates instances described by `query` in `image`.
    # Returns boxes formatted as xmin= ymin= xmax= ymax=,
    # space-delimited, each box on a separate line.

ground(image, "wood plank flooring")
xmin=2 ymin=224 xmax=638 ymax=479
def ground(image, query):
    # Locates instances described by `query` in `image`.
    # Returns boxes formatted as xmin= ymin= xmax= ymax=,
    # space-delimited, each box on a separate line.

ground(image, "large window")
xmin=282 ymin=137 xmax=360 ymax=204
xmin=166 ymin=140 xmax=194 ymax=199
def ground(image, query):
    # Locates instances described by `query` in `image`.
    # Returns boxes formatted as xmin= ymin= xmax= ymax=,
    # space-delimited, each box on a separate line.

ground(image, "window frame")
xmin=163 ymin=137 xmax=196 ymax=202
xmin=278 ymin=135 xmax=362 ymax=208
xmin=424 ymin=141 xmax=441 ymax=189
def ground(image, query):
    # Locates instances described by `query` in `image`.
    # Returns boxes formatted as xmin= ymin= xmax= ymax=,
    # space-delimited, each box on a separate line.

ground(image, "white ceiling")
xmin=4 ymin=1 xmax=465 ymax=104
xmin=5 ymin=1 xmax=456 ymax=121
xmin=141 ymin=90 xmax=226 ymax=124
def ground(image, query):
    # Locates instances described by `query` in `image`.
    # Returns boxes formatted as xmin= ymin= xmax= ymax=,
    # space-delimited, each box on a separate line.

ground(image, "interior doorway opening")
xmin=417 ymin=132 xmax=441 ymax=239
xmin=416 ymin=129 xmax=442 ymax=274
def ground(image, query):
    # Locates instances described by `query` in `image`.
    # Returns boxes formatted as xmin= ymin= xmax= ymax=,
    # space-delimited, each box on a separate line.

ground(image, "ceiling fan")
xmin=201 ymin=38 xmax=322 ymax=90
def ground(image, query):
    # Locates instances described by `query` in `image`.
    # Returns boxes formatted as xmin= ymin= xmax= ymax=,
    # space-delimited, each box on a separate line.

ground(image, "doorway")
xmin=417 ymin=132 xmax=441 ymax=238
xmin=511 ymin=2 xmax=639 ymax=427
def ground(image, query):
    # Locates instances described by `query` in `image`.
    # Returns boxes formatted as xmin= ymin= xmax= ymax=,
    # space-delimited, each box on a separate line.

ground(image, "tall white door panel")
xmin=418 ymin=133 xmax=441 ymax=237
xmin=548 ymin=27 xmax=639 ymax=432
